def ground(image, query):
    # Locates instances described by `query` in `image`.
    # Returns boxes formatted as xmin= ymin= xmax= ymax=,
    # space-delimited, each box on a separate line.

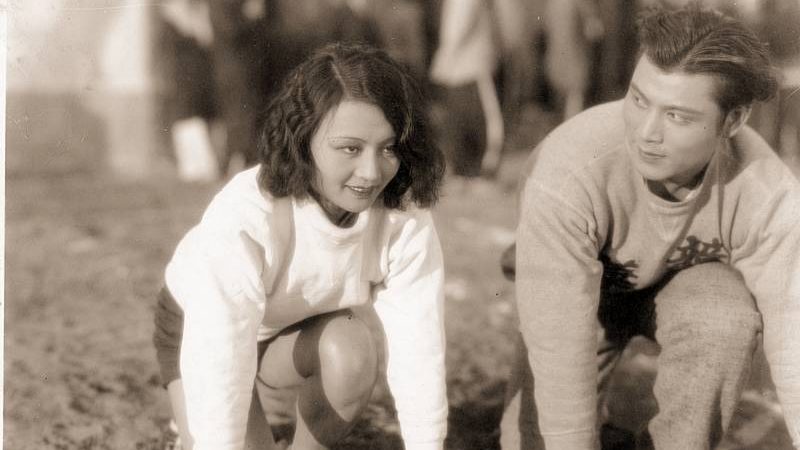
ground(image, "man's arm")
xmin=733 ymin=185 xmax=800 ymax=448
xmin=516 ymin=177 xmax=604 ymax=450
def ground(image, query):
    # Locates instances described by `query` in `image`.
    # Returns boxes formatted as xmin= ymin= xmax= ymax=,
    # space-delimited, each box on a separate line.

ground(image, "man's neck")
xmin=647 ymin=173 xmax=704 ymax=202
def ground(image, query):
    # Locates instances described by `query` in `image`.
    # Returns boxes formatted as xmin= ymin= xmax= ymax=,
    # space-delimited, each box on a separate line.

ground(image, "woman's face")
xmin=309 ymin=100 xmax=400 ymax=222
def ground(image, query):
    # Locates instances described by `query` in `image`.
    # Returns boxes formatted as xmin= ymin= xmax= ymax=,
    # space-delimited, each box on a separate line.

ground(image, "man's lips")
xmin=638 ymin=146 xmax=666 ymax=159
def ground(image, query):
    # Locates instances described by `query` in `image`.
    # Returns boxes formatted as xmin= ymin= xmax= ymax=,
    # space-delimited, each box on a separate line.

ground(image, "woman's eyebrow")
xmin=328 ymin=136 xmax=365 ymax=142
xmin=328 ymin=135 xmax=397 ymax=145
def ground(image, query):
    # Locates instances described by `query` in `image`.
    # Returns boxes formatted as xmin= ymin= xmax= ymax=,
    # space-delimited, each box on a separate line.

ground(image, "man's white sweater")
xmin=516 ymin=101 xmax=800 ymax=449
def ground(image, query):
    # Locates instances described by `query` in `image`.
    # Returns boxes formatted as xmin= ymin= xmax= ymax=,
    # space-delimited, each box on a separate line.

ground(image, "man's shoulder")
xmin=550 ymin=100 xmax=623 ymax=140
xmin=522 ymin=101 xmax=628 ymax=187
xmin=536 ymin=101 xmax=626 ymax=164
xmin=726 ymin=127 xmax=799 ymax=191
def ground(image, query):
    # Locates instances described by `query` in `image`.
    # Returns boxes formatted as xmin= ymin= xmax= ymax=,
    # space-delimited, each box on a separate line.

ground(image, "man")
xmin=503 ymin=4 xmax=799 ymax=450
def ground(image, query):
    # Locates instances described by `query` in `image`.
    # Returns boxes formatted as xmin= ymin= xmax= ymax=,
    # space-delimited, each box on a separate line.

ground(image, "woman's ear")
xmin=723 ymin=105 xmax=752 ymax=138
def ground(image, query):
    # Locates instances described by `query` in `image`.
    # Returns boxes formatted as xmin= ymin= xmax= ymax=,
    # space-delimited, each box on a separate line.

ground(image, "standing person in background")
xmin=503 ymin=4 xmax=799 ymax=449
xmin=493 ymin=0 xmax=545 ymax=163
xmin=543 ymin=0 xmax=605 ymax=120
xmin=153 ymin=43 xmax=448 ymax=450
xmin=206 ymin=0 xmax=267 ymax=176
xmin=740 ymin=0 xmax=800 ymax=174
xmin=158 ymin=0 xmax=219 ymax=182
xmin=364 ymin=0 xmax=430 ymax=87
xmin=208 ymin=0 xmax=378 ymax=178
xmin=430 ymin=0 xmax=504 ymax=182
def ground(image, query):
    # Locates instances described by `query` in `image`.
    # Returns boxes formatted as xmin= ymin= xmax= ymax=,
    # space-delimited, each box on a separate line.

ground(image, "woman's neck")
xmin=309 ymin=190 xmax=358 ymax=228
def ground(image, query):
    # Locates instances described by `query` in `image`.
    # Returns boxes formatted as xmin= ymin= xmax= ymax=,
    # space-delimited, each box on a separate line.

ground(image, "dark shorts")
xmin=152 ymin=287 xmax=185 ymax=387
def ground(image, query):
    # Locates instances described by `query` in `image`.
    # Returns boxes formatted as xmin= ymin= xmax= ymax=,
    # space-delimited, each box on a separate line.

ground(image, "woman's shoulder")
xmin=381 ymin=202 xmax=435 ymax=228
xmin=377 ymin=204 xmax=439 ymax=252
xmin=201 ymin=165 xmax=291 ymax=234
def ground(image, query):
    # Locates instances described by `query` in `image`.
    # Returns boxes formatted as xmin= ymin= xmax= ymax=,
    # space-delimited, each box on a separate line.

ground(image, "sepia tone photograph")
xmin=4 ymin=0 xmax=799 ymax=449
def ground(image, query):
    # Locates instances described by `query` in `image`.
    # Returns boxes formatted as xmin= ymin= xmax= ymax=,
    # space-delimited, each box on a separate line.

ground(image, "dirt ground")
xmin=4 ymin=106 xmax=794 ymax=449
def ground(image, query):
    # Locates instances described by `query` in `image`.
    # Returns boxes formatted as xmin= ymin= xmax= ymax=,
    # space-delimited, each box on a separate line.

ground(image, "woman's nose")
xmin=354 ymin=150 xmax=381 ymax=182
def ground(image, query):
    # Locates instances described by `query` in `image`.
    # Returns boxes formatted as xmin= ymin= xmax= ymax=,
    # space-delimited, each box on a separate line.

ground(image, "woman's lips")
xmin=347 ymin=185 xmax=376 ymax=198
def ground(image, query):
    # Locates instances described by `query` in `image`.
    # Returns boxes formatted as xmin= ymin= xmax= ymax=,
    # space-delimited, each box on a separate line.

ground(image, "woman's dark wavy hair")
xmin=257 ymin=42 xmax=445 ymax=210
xmin=636 ymin=3 xmax=778 ymax=113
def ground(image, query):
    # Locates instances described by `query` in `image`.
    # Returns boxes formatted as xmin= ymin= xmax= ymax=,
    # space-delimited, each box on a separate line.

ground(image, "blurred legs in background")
xmin=207 ymin=0 xmax=267 ymax=177
xmin=429 ymin=0 xmax=502 ymax=181
xmin=158 ymin=0 xmax=220 ymax=182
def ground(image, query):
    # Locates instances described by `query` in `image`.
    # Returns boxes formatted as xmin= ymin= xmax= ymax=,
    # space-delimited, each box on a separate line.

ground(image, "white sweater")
xmin=517 ymin=101 xmax=800 ymax=449
xmin=165 ymin=166 xmax=448 ymax=450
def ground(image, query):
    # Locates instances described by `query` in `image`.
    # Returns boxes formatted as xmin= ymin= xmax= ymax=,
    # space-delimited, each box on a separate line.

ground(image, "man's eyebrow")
xmin=629 ymin=82 xmax=704 ymax=116
xmin=629 ymin=82 xmax=646 ymax=98
xmin=667 ymin=104 xmax=704 ymax=116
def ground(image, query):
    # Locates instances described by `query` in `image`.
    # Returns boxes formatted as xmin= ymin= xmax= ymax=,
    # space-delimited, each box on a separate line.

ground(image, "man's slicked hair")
xmin=637 ymin=3 xmax=778 ymax=113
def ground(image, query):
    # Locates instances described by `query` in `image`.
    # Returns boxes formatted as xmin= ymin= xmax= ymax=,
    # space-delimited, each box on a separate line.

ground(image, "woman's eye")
xmin=383 ymin=145 xmax=397 ymax=157
xmin=341 ymin=146 xmax=359 ymax=154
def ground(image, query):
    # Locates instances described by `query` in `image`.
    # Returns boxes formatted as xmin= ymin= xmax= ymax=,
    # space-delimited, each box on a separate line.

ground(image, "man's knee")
xmin=656 ymin=263 xmax=762 ymax=349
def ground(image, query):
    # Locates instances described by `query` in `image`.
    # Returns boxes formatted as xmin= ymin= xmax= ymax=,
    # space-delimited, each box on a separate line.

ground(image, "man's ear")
xmin=723 ymin=105 xmax=752 ymax=138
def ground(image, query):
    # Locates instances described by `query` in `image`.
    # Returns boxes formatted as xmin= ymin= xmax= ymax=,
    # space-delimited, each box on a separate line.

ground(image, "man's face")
xmin=623 ymin=55 xmax=728 ymax=196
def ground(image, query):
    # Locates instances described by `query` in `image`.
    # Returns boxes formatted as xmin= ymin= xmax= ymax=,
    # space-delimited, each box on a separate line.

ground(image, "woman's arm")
xmin=373 ymin=209 xmax=448 ymax=450
xmin=165 ymin=199 xmax=269 ymax=450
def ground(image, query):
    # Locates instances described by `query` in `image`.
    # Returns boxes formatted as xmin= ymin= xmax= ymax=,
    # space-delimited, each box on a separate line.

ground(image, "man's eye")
xmin=667 ymin=112 xmax=690 ymax=124
xmin=633 ymin=94 xmax=647 ymax=108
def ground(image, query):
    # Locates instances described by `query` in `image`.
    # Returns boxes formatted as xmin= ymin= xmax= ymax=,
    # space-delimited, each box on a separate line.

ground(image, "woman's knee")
xmin=303 ymin=311 xmax=379 ymax=394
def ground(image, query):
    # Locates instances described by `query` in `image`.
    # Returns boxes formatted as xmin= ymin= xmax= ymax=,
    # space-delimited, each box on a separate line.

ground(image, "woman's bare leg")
xmin=258 ymin=310 xmax=379 ymax=449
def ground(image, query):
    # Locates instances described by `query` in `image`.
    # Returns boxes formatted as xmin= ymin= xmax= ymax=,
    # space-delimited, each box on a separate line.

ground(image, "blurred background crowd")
xmin=150 ymin=0 xmax=800 ymax=186
xmin=7 ymin=0 xmax=800 ymax=185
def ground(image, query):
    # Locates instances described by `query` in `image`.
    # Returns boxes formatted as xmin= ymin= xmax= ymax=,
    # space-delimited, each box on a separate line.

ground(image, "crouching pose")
xmin=503 ymin=5 xmax=800 ymax=450
xmin=153 ymin=43 xmax=448 ymax=450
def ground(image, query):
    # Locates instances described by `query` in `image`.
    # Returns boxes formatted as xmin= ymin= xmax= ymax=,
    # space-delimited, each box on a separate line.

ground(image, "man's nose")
xmin=639 ymin=110 xmax=664 ymax=144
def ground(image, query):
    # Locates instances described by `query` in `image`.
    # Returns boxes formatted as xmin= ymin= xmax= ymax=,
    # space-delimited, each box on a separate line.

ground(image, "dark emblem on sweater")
xmin=666 ymin=235 xmax=729 ymax=271
xmin=600 ymin=254 xmax=639 ymax=293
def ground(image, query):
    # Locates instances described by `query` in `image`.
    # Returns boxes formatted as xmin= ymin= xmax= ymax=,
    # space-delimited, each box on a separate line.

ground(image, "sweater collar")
xmin=293 ymin=196 xmax=370 ymax=243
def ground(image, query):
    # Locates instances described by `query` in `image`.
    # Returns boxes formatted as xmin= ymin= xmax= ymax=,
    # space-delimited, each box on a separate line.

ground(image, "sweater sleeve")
xmin=165 ymin=205 xmax=267 ymax=450
xmin=516 ymin=178 xmax=603 ymax=450
xmin=732 ymin=185 xmax=800 ymax=448
xmin=373 ymin=209 xmax=448 ymax=449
